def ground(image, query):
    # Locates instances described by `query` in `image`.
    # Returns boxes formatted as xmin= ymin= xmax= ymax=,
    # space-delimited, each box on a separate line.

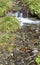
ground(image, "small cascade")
xmin=6 ymin=11 xmax=40 ymax=26
xmin=6 ymin=11 xmax=23 ymax=18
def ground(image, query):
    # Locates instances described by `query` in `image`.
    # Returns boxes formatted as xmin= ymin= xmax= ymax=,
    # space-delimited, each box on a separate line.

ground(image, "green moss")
xmin=0 ymin=7 xmax=7 ymax=16
xmin=0 ymin=0 xmax=13 ymax=16
xmin=0 ymin=32 xmax=16 ymax=43
xmin=0 ymin=16 xmax=20 ymax=44
xmin=0 ymin=16 xmax=20 ymax=32
xmin=0 ymin=33 xmax=10 ymax=43
xmin=21 ymin=0 xmax=40 ymax=18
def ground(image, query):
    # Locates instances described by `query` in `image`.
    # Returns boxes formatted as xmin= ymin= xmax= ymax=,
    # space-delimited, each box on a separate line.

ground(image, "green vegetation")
xmin=0 ymin=0 xmax=13 ymax=16
xmin=0 ymin=0 xmax=20 ymax=52
xmin=0 ymin=16 xmax=20 ymax=32
xmin=0 ymin=0 xmax=21 ymax=16
xmin=21 ymin=0 xmax=40 ymax=18
xmin=35 ymin=56 xmax=40 ymax=65
xmin=0 ymin=16 xmax=20 ymax=52
xmin=0 ymin=31 xmax=16 ymax=51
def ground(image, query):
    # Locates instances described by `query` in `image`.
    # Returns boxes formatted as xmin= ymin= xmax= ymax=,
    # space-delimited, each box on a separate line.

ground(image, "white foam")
xmin=6 ymin=12 xmax=40 ymax=26
xmin=16 ymin=17 xmax=40 ymax=26
xmin=32 ymin=49 xmax=38 ymax=54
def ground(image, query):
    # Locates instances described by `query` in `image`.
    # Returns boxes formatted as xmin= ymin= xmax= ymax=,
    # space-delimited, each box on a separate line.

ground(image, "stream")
xmin=0 ymin=11 xmax=40 ymax=65
xmin=6 ymin=11 xmax=40 ymax=26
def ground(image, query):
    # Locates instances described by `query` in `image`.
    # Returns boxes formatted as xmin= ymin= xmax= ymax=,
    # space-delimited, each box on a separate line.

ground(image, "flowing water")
xmin=6 ymin=11 xmax=40 ymax=26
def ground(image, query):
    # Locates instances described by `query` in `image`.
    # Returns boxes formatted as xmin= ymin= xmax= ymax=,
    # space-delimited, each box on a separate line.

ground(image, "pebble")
xmin=32 ymin=49 xmax=38 ymax=54
xmin=10 ymin=53 xmax=13 ymax=56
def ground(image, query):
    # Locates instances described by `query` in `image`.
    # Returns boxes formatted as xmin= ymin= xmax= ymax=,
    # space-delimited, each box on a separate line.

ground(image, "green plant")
xmin=21 ymin=0 xmax=40 ymax=18
xmin=0 ymin=16 xmax=20 ymax=45
xmin=35 ymin=56 xmax=40 ymax=65
xmin=0 ymin=16 xmax=20 ymax=32
xmin=0 ymin=0 xmax=13 ymax=16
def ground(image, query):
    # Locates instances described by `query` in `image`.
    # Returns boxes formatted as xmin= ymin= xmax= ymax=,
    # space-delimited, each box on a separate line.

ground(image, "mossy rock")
xmin=0 ymin=16 xmax=20 ymax=46
xmin=0 ymin=16 xmax=20 ymax=32
xmin=21 ymin=0 xmax=40 ymax=18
